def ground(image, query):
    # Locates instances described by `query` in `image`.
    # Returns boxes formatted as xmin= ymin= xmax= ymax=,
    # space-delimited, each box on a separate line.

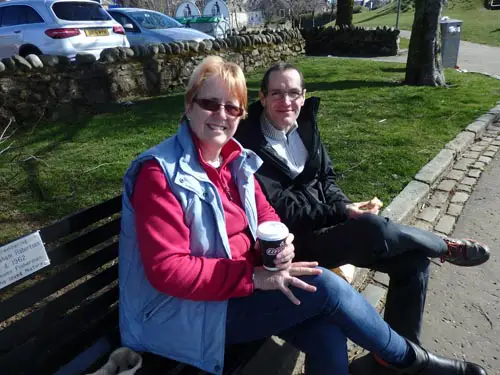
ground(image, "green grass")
xmin=1 ymin=56 xmax=500 ymax=243
xmin=399 ymin=37 xmax=410 ymax=49
xmin=327 ymin=0 xmax=500 ymax=46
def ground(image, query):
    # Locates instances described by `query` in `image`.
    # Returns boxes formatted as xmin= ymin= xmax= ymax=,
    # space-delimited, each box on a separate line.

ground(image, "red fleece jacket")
xmin=132 ymin=139 xmax=280 ymax=301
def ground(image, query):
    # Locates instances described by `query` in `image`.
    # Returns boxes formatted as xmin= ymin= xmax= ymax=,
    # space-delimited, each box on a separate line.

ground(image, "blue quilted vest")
xmin=118 ymin=121 xmax=262 ymax=374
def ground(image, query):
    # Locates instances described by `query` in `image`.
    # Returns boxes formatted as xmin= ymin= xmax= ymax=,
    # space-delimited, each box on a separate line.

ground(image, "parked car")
xmin=107 ymin=8 xmax=214 ymax=46
xmin=0 ymin=0 xmax=129 ymax=60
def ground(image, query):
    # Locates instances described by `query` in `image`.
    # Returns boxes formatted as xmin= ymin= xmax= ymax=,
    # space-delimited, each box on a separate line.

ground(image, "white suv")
xmin=0 ymin=0 xmax=130 ymax=60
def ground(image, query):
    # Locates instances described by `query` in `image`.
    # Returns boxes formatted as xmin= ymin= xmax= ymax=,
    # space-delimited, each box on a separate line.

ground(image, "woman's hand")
xmin=253 ymin=262 xmax=322 ymax=305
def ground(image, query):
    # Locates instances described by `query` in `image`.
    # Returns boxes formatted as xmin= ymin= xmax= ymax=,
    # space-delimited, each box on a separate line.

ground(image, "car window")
xmin=0 ymin=5 xmax=43 ymax=26
xmin=25 ymin=7 xmax=44 ymax=24
xmin=109 ymin=11 xmax=139 ymax=31
xmin=128 ymin=11 xmax=182 ymax=30
xmin=1 ymin=6 xmax=21 ymax=26
xmin=52 ymin=2 xmax=111 ymax=21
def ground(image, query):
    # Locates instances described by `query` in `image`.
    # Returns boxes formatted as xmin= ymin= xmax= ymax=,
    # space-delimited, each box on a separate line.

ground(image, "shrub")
xmin=301 ymin=25 xmax=400 ymax=56
xmin=353 ymin=5 xmax=363 ymax=13
xmin=298 ymin=11 xmax=337 ymax=29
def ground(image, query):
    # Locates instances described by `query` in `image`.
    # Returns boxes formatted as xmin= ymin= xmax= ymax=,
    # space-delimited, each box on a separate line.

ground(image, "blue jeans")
xmin=295 ymin=213 xmax=446 ymax=344
xmin=226 ymin=269 xmax=410 ymax=375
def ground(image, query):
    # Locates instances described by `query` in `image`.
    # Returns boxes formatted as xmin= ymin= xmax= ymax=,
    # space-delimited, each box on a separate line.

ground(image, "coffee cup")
xmin=256 ymin=221 xmax=289 ymax=271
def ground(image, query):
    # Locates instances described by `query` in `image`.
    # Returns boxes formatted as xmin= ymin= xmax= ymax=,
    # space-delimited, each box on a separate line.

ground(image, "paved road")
xmin=340 ymin=30 xmax=500 ymax=77
xmin=421 ymin=151 xmax=500 ymax=374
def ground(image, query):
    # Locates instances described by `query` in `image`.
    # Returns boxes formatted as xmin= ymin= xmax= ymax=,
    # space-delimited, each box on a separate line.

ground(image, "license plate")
xmin=84 ymin=28 xmax=109 ymax=37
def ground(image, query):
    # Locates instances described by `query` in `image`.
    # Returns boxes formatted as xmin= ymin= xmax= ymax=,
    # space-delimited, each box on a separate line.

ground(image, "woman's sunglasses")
xmin=194 ymin=98 xmax=244 ymax=117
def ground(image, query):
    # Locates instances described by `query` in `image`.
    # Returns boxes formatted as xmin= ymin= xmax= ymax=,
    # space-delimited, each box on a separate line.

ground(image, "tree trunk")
xmin=336 ymin=0 xmax=354 ymax=27
xmin=404 ymin=0 xmax=446 ymax=86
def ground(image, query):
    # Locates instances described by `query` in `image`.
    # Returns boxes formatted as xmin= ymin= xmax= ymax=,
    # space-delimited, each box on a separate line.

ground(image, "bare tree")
xmin=404 ymin=0 xmax=445 ymax=86
xmin=247 ymin=0 xmax=280 ymax=22
xmin=120 ymin=0 xmax=182 ymax=15
xmin=0 ymin=118 xmax=15 ymax=157
xmin=283 ymin=0 xmax=311 ymax=28
xmin=309 ymin=0 xmax=327 ymax=27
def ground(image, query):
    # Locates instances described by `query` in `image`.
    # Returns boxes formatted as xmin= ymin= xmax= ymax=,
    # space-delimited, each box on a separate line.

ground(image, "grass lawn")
xmin=346 ymin=0 xmax=500 ymax=46
xmin=399 ymin=37 xmax=410 ymax=49
xmin=1 ymin=56 xmax=500 ymax=243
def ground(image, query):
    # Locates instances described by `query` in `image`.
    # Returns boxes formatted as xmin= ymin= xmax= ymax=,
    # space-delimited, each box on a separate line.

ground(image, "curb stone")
xmin=382 ymin=106 xmax=500 ymax=221
xmin=239 ymin=105 xmax=500 ymax=375
xmin=414 ymin=149 xmax=456 ymax=186
xmin=346 ymin=106 xmax=500 ymax=371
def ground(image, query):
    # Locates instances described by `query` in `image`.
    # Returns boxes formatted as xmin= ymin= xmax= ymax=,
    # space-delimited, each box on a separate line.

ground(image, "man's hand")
xmin=346 ymin=197 xmax=383 ymax=218
xmin=253 ymin=262 xmax=322 ymax=305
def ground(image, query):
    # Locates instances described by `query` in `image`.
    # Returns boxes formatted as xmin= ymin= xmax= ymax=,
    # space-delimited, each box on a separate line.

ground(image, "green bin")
xmin=175 ymin=16 xmax=229 ymax=38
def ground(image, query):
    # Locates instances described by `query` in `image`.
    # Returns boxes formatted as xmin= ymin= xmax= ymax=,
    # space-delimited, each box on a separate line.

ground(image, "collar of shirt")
xmin=260 ymin=113 xmax=299 ymax=142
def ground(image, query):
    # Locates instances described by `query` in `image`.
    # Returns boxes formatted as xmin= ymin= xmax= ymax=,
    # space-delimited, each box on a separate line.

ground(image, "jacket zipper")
xmin=223 ymin=183 xmax=234 ymax=201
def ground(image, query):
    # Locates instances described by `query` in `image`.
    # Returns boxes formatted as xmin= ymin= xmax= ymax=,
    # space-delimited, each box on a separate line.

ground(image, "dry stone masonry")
xmin=0 ymin=29 xmax=305 ymax=125
xmin=301 ymin=26 xmax=400 ymax=57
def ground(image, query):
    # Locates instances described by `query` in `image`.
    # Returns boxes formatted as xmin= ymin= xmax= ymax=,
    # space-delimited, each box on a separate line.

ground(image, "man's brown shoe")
xmin=441 ymin=238 xmax=490 ymax=267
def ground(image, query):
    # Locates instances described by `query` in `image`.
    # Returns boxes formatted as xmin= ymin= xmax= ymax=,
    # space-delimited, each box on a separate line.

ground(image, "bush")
xmin=301 ymin=25 xmax=400 ymax=56
xmin=298 ymin=11 xmax=337 ymax=29
xmin=353 ymin=5 xmax=363 ymax=13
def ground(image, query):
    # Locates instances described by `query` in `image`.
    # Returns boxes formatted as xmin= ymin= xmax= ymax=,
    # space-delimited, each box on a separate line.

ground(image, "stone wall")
xmin=301 ymin=26 xmax=400 ymax=57
xmin=0 ymin=29 xmax=304 ymax=125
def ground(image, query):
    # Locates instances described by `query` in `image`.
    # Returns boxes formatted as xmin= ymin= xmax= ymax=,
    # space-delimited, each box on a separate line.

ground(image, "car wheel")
xmin=19 ymin=46 xmax=43 ymax=58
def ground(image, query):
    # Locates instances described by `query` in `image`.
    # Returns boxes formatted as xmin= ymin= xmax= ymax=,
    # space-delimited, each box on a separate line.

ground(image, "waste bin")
xmin=440 ymin=18 xmax=462 ymax=68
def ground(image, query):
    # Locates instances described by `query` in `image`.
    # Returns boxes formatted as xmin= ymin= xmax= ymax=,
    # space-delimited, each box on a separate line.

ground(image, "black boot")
xmin=390 ymin=340 xmax=487 ymax=375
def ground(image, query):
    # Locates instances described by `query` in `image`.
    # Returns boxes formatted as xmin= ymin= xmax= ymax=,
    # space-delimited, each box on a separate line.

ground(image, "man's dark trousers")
xmin=294 ymin=213 xmax=448 ymax=344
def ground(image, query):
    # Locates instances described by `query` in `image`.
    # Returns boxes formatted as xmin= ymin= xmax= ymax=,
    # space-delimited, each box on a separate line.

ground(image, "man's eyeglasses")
xmin=193 ymin=98 xmax=244 ymax=117
xmin=265 ymin=90 xmax=304 ymax=101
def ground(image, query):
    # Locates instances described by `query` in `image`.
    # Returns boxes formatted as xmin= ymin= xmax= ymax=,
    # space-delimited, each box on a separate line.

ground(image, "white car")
xmin=0 ymin=0 xmax=129 ymax=60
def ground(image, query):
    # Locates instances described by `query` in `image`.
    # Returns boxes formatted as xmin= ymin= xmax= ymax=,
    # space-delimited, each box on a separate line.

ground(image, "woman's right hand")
xmin=253 ymin=262 xmax=322 ymax=305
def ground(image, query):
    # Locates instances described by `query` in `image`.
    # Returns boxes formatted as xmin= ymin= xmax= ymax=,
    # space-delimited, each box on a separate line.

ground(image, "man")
xmin=235 ymin=62 xmax=490 ymax=372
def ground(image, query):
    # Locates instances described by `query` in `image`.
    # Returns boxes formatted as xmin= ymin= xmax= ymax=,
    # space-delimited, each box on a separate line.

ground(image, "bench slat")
xmin=38 ymin=310 xmax=118 ymax=375
xmin=0 ymin=264 xmax=118 ymax=350
xmin=1 ymin=192 xmax=265 ymax=375
xmin=138 ymin=353 xmax=194 ymax=375
xmin=53 ymin=335 xmax=114 ymax=375
xmin=46 ymin=218 xmax=121 ymax=264
xmin=0 ymin=288 xmax=118 ymax=375
xmin=38 ymin=195 xmax=122 ymax=245
xmin=222 ymin=340 xmax=266 ymax=374
xmin=0 ymin=242 xmax=118 ymax=322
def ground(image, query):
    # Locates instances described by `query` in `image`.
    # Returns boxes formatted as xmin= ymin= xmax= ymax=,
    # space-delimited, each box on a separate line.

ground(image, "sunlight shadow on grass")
xmin=381 ymin=67 xmax=406 ymax=73
xmin=307 ymin=80 xmax=401 ymax=92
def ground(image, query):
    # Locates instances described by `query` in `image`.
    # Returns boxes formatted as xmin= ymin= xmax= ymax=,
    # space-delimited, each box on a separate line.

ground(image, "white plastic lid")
xmin=256 ymin=221 xmax=289 ymax=242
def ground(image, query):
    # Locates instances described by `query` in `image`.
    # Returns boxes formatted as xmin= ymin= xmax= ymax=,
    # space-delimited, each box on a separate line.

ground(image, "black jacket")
xmin=235 ymin=97 xmax=351 ymax=237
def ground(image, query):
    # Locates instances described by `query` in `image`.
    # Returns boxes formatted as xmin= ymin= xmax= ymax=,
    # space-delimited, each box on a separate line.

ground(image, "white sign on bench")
xmin=0 ymin=231 xmax=50 ymax=290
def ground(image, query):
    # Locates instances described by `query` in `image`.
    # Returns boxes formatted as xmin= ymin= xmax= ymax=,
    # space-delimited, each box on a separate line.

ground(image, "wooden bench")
xmin=0 ymin=195 xmax=264 ymax=375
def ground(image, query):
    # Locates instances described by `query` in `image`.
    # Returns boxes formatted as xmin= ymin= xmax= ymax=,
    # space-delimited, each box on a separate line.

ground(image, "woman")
xmin=118 ymin=56 xmax=487 ymax=375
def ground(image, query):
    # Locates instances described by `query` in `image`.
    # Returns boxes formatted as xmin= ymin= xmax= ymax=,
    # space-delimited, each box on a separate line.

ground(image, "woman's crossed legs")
xmin=225 ymin=268 xmax=410 ymax=375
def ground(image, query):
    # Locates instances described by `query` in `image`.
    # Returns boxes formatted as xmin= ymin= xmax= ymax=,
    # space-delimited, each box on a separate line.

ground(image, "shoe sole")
xmin=445 ymin=250 xmax=490 ymax=267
